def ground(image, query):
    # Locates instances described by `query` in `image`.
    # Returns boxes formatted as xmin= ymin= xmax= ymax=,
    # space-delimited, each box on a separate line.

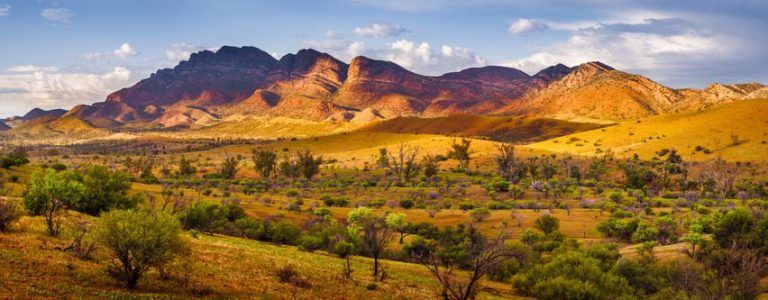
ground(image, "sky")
xmin=0 ymin=0 xmax=767 ymax=117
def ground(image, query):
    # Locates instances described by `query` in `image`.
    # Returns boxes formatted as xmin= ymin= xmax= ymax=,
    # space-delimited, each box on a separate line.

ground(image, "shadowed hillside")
xmin=361 ymin=114 xmax=607 ymax=142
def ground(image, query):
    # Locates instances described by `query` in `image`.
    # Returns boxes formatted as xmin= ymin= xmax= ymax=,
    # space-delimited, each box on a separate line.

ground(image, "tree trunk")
xmin=373 ymin=255 xmax=379 ymax=277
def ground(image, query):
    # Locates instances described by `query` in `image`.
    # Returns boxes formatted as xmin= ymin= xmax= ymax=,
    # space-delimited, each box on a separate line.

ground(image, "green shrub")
xmin=96 ymin=209 xmax=187 ymax=289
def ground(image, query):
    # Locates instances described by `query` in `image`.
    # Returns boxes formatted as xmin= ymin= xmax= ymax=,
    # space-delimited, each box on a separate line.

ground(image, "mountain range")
xmin=2 ymin=46 xmax=767 ymax=132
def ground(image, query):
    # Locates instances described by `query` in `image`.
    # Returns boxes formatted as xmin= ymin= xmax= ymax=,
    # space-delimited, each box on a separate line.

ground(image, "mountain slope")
xmin=526 ymin=98 xmax=768 ymax=161
xmin=497 ymin=62 xmax=687 ymax=121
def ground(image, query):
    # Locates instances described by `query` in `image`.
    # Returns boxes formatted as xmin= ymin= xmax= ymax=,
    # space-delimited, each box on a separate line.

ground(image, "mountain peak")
xmin=577 ymin=61 xmax=614 ymax=72
xmin=181 ymin=46 xmax=277 ymax=69
xmin=533 ymin=63 xmax=573 ymax=84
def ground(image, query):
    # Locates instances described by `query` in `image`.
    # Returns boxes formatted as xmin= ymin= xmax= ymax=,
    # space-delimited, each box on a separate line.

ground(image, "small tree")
xmin=297 ymin=150 xmax=322 ymax=181
xmin=383 ymin=144 xmax=421 ymax=184
xmin=386 ymin=212 xmax=410 ymax=244
xmin=333 ymin=241 xmax=356 ymax=279
xmin=495 ymin=143 xmax=517 ymax=182
xmin=533 ymin=214 xmax=560 ymax=235
xmin=347 ymin=207 xmax=392 ymax=278
xmin=422 ymin=154 xmax=439 ymax=182
xmin=252 ymin=148 xmax=277 ymax=179
xmin=279 ymin=155 xmax=302 ymax=183
xmin=469 ymin=207 xmax=491 ymax=223
xmin=73 ymin=166 xmax=136 ymax=215
xmin=415 ymin=230 xmax=525 ymax=300
xmin=178 ymin=155 xmax=196 ymax=177
xmin=24 ymin=169 xmax=84 ymax=236
xmin=218 ymin=155 xmax=239 ymax=179
xmin=448 ymin=138 xmax=472 ymax=171
xmin=95 ymin=209 xmax=187 ymax=289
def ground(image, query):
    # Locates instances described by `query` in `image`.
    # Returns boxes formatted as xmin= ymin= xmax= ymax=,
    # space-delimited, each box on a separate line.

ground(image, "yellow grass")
xmin=527 ymin=99 xmax=768 ymax=161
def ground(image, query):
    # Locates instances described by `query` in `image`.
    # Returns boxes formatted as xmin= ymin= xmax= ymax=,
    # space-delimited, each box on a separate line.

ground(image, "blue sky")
xmin=0 ymin=0 xmax=767 ymax=117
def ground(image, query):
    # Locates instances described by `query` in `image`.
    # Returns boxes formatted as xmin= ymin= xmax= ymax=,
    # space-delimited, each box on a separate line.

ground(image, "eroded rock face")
xmin=34 ymin=46 xmax=763 ymax=129
xmin=68 ymin=48 xmax=553 ymax=127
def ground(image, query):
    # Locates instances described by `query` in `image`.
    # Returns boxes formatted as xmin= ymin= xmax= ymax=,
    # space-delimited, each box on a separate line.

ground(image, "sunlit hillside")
xmin=528 ymin=99 xmax=768 ymax=161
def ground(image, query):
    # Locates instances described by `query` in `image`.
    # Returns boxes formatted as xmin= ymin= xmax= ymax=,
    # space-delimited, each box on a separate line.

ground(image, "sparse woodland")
xmin=1 ymin=135 xmax=767 ymax=300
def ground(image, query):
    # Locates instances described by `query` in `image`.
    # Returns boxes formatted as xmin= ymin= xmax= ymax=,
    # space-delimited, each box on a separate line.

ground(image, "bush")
xmin=51 ymin=162 xmax=67 ymax=171
xmin=0 ymin=200 xmax=20 ymax=231
xmin=268 ymin=222 xmax=302 ymax=245
xmin=73 ymin=166 xmax=137 ymax=215
xmin=399 ymin=199 xmax=414 ymax=209
xmin=95 ymin=209 xmax=187 ymax=289
xmin=234 ymin=217 xmax=265 ymax=239
xmin=276 ymin=264 xmax=310 ymax=288
xmin=459 ymin=202 xmax=476 ymax=211
xmin=533 ymin=214 xmax=560 ymax=234
xmin=469 ymin=207 xmax=491 ymax=223
xmin=299 ymin=235 xmax=324 ymax=252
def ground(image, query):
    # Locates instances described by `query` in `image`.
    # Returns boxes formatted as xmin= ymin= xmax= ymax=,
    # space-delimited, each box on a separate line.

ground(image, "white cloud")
xmin=7 ymin=65 xmax=59 ymax=72
xmin=305 ymin=35 xmax=487 ymax=75
xmin=353 ymin=22 xmax=407 ymax=38
xmin=508 ymin=18 xmax=549 ymax=36
xmin=41 ymin=8 xmax=75 ymax=22
xmin=86 ymin=43 xmax=138 ymax=60
xmin=113 ymin=43 xmax=136 ymax=58
xmin=0 ymin=4 xmax=11 ymax=16
xmin=506 ymin=18 xmax=724 ymax=81
xmin=0 ymin=66 xmax=133 ymax=116
xmin=387 ymin=40 xmax=436 ymax=67
xmin=165 ymin=43 xmax=210 ymax=61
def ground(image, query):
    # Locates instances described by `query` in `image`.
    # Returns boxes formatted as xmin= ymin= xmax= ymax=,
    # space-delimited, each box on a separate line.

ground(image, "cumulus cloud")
xmin=0 ymin=67 xmax=133 ymax=117
xmin=508 ymin=18 xmax=549 ymax=36
xmin=164 ymin=43 xmax=218 ymax=62
xmin=0 ymin=4 xmax=10 ymax=16
xmin=86 ymin=43 xmax=138 ymax=60
xmin=113 ymin=43 xmax=136 ymax=58
xmin=41 ymin=8 xmax=75 ymax=22
xmin=354 ymin=22 xmax=407 ymax=38
xmin=306 ymin=34 xmax=486 ymax=75
xmin=506 ymin=17 xmax=729 ymax=85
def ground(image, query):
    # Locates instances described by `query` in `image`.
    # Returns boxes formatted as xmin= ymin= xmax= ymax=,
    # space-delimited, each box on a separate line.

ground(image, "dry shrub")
xmin=0 ymin=199 xmax=20 ymax=231
xmin=276 ymin=264 xmax=311 ymax=288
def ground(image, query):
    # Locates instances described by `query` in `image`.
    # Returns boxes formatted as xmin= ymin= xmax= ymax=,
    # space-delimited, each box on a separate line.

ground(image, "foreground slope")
xmin=527 ymin=99 xmax=768 ymax=161
xmin=0 ymin=215 xmax=514 ymax=299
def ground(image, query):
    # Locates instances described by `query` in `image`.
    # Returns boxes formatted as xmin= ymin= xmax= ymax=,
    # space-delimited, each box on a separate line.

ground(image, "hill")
xmin=0 ymin=115 xmax=113 ymax=144
xmin=361 ymin=114 xmax=607 ymax=142
xmin=526 ymin=99 xmax=768 ymax=161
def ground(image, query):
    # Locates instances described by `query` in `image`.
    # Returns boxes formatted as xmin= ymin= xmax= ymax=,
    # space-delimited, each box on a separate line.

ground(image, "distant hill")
xmin=527 ymin=99 xmax=768 ymax=161
xmin=362 ymin=114 xmax=607 ymax=142
xmin=3 ymin=108 xmax=68 ymax=128
xmin=4 ymin=115 xmax=111 ymax=143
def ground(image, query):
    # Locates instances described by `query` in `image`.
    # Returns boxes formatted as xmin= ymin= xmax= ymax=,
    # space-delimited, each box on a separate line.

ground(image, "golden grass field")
xmin=528 ymin=99 xmax=768 ymax=161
